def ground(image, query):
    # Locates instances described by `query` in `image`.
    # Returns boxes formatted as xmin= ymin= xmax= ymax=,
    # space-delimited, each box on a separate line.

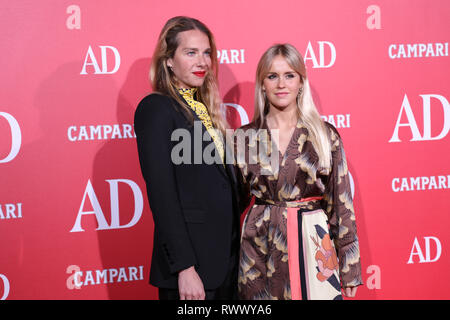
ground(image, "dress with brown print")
xmin=234 ymin=118 xmax=363 ymax=300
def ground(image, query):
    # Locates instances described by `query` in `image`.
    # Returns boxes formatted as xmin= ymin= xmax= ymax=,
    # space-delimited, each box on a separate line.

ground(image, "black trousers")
xmin=159 ymin=253 xmax=238 ymax=300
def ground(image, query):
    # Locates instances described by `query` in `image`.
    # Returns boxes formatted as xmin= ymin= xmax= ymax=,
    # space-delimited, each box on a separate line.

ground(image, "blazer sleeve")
xmin=231 ymin=128 xmax=253 ymax=214
xmin=323 ymin=123 xmax=363 ymax=288
xmin=134 ymin=94 xmax=197 ymax=275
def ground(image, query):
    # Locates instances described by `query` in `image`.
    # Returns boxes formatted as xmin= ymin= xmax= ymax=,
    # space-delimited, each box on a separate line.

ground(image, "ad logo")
xmin=0 ymin=112 xmax=21 ymax=163
xmin=0 ymin=274 xmax=10 ymax=300
xmin=70 ymin=179 xmax=143 ymax=232
xmin=223 ymin=103 xmax=249 ymax=126
xmin=80 ymin=46 xmax=121 ymax=75
xmin=389 ymin=94 xmax=450 ymax=142
xmin=304 ymin=41 xmax=336 ymax=68
xmin=407 ymin=236 xmax=442 ymax=264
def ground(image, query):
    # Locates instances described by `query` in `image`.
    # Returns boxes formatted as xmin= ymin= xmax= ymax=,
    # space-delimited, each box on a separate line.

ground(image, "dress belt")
xmin=254 ymin=196 xmax=323 ymax=209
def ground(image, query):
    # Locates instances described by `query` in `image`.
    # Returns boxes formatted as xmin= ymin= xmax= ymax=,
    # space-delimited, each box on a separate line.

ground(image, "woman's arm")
xmin=134 ymin=94 xmax=198 ymax=275
xmin=323 ymin=124 xmax=363 ymax=294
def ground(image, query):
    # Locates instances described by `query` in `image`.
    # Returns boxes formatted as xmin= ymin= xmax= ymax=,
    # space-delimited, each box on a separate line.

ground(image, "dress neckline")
xmin=263 ymin=117 xmax=301 ymax=160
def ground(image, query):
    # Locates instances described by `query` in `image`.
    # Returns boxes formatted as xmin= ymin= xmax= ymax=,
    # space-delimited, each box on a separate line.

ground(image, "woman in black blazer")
xmin=134 ymin=16 xmax=240 ymax=300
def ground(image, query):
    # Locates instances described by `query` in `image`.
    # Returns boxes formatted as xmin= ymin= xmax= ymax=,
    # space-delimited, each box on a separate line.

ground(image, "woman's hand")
xmin=178 ymin=266 xmax=206 ymax=300
xmin=343 ymin=286 xmax=357 ymax=298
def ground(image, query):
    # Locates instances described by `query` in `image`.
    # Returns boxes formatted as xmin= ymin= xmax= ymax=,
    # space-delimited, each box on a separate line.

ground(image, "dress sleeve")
xmin=323 ymin=124 xmax=363 ymax=288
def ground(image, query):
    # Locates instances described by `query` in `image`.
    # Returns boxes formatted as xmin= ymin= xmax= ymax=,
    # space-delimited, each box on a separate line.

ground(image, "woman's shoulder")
xmin=135 ymin=92 xmax=179 ymax=117
xmin=137 ymin=92 xmax=175 ymax=109
xmin=134 ymin=93 xmax=181 ymax=131
xmin=323 ymin=121 xmax=342 ymax=141
xmin=322 ymin=121 xmax=346 ymax=153
xmin=237 ymin=119 xmax=262 ymax=131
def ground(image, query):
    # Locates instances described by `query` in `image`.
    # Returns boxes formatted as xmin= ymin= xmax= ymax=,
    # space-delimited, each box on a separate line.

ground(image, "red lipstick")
xmin=193 ymin=71 xmax=206 ymax=78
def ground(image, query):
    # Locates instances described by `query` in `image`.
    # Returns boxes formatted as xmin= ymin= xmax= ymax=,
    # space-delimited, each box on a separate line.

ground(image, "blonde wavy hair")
xmin=150 ymin=16 xmax=228 ymax=134
xmin=254 ymin=43 xmax=332 ymax=169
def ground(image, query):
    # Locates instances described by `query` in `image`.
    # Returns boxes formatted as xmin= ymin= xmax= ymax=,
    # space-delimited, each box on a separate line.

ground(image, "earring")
xmin=298 ymin=87 xmax=303 ymax=95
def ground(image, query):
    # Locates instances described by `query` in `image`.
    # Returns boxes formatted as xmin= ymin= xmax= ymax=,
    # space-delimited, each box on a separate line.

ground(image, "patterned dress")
xmin=235 ymin=118 xmax=363 ymax=300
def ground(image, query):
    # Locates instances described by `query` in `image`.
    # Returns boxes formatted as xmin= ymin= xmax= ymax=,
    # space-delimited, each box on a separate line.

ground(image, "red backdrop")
xmin=1 ymin=0 xmax=449 ymax=300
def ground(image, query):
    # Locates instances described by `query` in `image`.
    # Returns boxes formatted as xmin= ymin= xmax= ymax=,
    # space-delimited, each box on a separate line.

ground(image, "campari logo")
xmin=321 ymin=114 xmax=351 ymax=129
xmin=217 ymin=41 xmax=337 ymax=68
xmin=68 ymin=124 xmax=136 ymax=141
xmin=66 ymin=265 xmax=144 ymax=289
xmin=217 ymin=49 xmax=245 ymax=64
xmin=0 ymin=203 xmax=22 ymax=220
xmin=392 ymin=175 xmax=450 ymax=192
xmin=389 ymin=42 xmax=448 ymax=59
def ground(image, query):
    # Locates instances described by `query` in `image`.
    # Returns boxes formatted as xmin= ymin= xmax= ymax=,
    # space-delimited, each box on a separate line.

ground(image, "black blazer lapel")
xmin=178 ymin=93 xmax=229 ymax=180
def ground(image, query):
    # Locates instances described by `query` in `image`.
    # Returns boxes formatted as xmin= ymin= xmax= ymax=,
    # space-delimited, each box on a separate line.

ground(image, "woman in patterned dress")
xmin=235 ymin=44 xmax=363 ymax=300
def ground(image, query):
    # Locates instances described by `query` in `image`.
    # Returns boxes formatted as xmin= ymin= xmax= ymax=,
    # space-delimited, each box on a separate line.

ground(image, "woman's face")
xmin=167 ymin=29 xmax=212 ymax=89
xmin=263 ymin=55 xmax=302 ymax=110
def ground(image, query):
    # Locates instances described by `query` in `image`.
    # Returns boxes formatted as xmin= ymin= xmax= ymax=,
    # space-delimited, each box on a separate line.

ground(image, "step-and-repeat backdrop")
xmin=1 ymin=0 xmax=449 ymax=300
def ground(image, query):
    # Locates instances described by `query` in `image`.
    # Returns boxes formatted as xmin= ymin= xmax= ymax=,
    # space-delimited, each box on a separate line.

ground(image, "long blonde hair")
xmin=150 ymin=16 xmax=228 ymax=134
xmin=254 ymin=43 xmax=332 ymax=169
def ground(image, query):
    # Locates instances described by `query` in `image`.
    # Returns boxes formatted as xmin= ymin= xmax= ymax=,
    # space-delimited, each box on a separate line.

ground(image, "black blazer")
xmin=134 ymin=93 xmax=240 ymax=290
